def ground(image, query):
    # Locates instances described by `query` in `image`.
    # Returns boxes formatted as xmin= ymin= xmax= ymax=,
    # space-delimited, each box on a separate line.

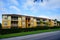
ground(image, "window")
xmin=3 ymin=16 xmax=7 ymax=20
xmin=49 ymin=20 xmax=51 ymax=21
xmin=54 ymin=23 xmax=56 ymax=24
xmin=31 ymin=23 xmax=33 ymax=25
xmin=18 ymin=18 xmax=21 ymax=20
xmin=4 ymin=22 xmax=7 ymax=26
xmin=28 ymin=24 xmax=30 ymax=26
xmin=34 ymin=19 xmax=36 ymax=21
xmin=37 ymin=22 xmax=40 ymax=24
xmin=8 ymin=16 xmax=11 ymax=20
xmin=22 ymin=17 xmax=25 ymax=21
xmin=22 ymin=22 xmax=25 ymax=25
xmin=31 ymin=18 xmax=33 ymax=20
xmin=43 ymin=19 xmax=46 ymax=21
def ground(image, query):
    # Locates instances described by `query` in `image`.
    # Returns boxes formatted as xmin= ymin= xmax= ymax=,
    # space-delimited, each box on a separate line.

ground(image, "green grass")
xmin=0 ymin=28 xmax=60 ymax=39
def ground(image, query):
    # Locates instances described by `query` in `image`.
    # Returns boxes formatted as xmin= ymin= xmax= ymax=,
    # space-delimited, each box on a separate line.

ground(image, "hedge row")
xmin=0 ymin=26 xmax=60 ymax=35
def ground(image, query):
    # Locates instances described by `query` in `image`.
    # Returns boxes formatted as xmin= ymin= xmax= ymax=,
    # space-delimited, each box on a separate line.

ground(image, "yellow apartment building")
xmin=2 ymin=14 xmax=58 ymax=29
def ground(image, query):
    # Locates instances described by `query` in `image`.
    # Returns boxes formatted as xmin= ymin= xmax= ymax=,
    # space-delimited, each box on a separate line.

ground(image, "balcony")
xmin=43 ymin=21 xmax=47 ymax=22
xmin=37 ymin=24 xmax=40 ymax=26
xmin=11 ymin=24 xmax=18 ymax=27
xmin=37 ymin=21 xmax=40 ymax=22
xmin=11 ymin=18 xmax=18 ymax=21
xmin=11 ymin=21 xmax=18 ymax=27
xmin=11 ymin=16 xmax=18 ymax=21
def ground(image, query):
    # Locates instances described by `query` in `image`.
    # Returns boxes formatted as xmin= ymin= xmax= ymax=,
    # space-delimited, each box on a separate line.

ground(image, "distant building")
xmin=2 ymin=14 xmax=59 ymax=29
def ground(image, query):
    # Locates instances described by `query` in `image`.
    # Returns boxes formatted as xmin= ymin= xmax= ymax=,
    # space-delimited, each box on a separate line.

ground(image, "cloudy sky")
xmin=0 ymin=0 xmax=60 ymax=23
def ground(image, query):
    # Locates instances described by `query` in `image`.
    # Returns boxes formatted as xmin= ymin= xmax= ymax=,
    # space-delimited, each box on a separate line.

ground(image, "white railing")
xmin=11 ymin=24 xmax=18 ymax=26
xmin=11 ymin=18 xmax=18 ymax=21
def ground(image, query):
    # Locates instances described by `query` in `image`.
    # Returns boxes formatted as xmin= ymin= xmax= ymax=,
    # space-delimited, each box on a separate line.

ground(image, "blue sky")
xmin=0 ymin=0 xmax=60 ymax=23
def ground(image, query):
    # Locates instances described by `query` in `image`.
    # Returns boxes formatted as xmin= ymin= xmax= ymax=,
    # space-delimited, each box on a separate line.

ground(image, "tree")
xmin=40 ymin=19 xmax=43 ymax=26
xmin=39 ymin=19 xmax=46 ymax=29
xmin=55 ymin=19 xmax=57 ymax=21
xmin=45 ymin=20 xmax=50 ymax=26
xmin=0 ymin=23 xmax=2 ymax=29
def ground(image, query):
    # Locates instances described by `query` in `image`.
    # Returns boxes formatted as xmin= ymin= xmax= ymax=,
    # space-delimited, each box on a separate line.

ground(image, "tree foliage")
xmin=0 ymin=23 xmax=2 ymax=29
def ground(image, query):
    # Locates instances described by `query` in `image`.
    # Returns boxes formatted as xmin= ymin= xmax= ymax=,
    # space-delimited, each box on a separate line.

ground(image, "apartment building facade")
xmin=2 ymin=14 xmax=58 ymax=29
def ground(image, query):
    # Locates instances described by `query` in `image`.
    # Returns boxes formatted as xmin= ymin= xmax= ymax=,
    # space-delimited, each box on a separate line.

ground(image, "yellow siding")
xmin=40 ymin=19 xmax=44 ymax=26
xmin=18 ymin=17 xmax=22 ymax=28
xmin=49 ymin=20 xmax=54 ymax=27
xmin=30 ymin=17 xmax=34 ymax=27
xmin=33 ymin=19 xmax=37 ymax=27
xmin=2 ymin=16 xmax=11 ymax=29
xmin=26 ymin=19 xmax=28 ymax=28
xmin=2 ymin=14 xmax=58 ymax=29
xmin=8 ymin=16 xmax=11 ymax=27
xmin=21 ymin=16 xmax=26 ymax=28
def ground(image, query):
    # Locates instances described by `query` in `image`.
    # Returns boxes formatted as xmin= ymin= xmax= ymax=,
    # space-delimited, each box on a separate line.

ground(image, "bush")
xmin=0 ymin=23 xmax=2 ymax=34
xmin=0 ymin=26 xmax=60 ymax=35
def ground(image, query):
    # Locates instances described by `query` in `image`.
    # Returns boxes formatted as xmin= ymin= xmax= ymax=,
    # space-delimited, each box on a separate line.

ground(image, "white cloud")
xmin=48 ymin=0 xmax=60 ymax=8
xmin=0 ymin=0 xmax=4 ymax=7
xmin=9 ymin=0 xmax=19 ymax=5
xmin=23 ymin=0 xmax=34 ymax=10
xmin=38 ymin=15 xmax=60 ymax=21
xmin=10 ymin=6 xmax=21 ymax=12
xmin=49 ymin=15 xmax=60 ymax=21
xmin=23 ymin=0 xmax=60 ymax=11
xmin=21 ymin=0 xmax=60 ymax=21
xmin=20 ymin=13 xmax=34 ymax=17
xmin=0 ymin=8 xmax=8 ymax=14
xmin=22 ymin=0 xmax=40 ymax=13
xmin=39 ymin=0 xmax=60 ymax=9
xmin=0 ymin=0 xmax=6 ymax=11
xmin=23 ymin=14 xmax=28 ymax=15
xmin=39 ymin=15 xmax=49 ymax=18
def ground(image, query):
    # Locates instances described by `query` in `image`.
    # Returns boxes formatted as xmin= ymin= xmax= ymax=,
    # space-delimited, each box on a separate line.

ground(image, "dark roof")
xmin=2 ymin=14 xmax=50 ymax=20
xmin=2 ymin=14 xmax=22 ymax=16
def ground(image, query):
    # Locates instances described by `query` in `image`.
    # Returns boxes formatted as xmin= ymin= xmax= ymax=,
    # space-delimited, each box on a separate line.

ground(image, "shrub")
xmin=0 ymin=26 xmax=60 ymax=35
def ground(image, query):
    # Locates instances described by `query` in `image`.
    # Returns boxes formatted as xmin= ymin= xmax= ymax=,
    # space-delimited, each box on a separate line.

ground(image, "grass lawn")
xmin=0 ymin=28 xmax=60 ymax=39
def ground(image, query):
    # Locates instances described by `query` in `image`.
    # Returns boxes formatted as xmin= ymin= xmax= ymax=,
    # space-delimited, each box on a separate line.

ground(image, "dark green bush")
xmin=0 ymin=26 xmax=60 ymax=35
xmin=0 ymin=23 xmax=2 ymax=34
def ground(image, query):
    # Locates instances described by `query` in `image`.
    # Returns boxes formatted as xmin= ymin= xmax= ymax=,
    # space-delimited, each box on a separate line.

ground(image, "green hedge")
xmin=0 ymin=26 xmax=60 ymax=35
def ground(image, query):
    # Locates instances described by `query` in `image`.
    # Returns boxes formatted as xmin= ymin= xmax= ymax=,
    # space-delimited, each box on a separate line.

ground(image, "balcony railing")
xmin=37 ymin=24 xmax=40 ymax=26
xmin=28 ymin=22 xmax=30 ymax=24
xmin=37 ymin=21 xmax=40 ymax=22
xmin=11 ymin=24 xmax=18 ymax=27
xmin=11 ymin=18 xmax=18 ymax=21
